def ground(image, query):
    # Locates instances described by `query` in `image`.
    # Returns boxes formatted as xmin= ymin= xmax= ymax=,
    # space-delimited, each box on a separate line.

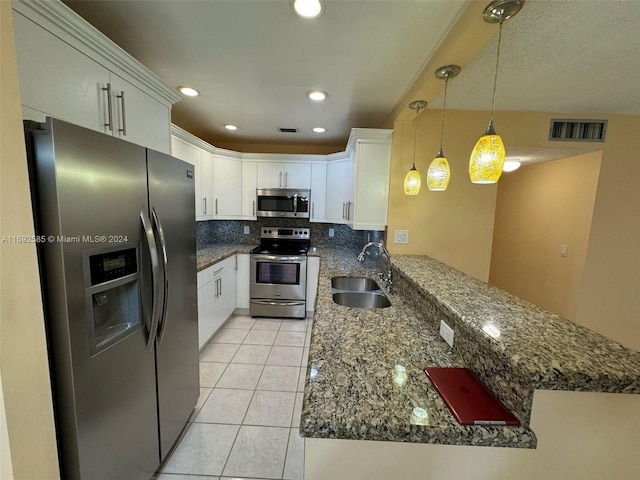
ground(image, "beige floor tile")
xmin=283 ymin=428 xmax=305 ymax=480
xmin=157 ymin=474 xmax=218 ymax=480
xmin=252 ymin=319 xmax=282 ymax=331
xmin=243 ymin=390 xmax=296 ymax=427
xmin=195 ymin=388 xmax=253 ymax=424
xmin=225 ymin=315 xmax=256 ymax=329
xmin=297 ymin=367 xmax=307 ymax=392
xmin=257 ymin=365 xmax=300 ymax=392
xmin=274 ymin=331 xmax=306 ymax=347
xmin=266 ymin=346 xmax=304 ymax=366
xmin=291 ymin=393 xmax=303 ymax=428
xmin=161 ymin=423 xmax=238 ymax=476
xmin=222 ymin=426 xmax=289 ymax=479
xmin=279 ymin=319 xmax=308 ymax=332
xmin=231 ymin=344 xmax=272 ymax=364
xmin=216 ymin=363 xmax=264 ymax=390
xmin=199 ymin=362 xmax=227 ymax=388
xmin=200 ymin=343 xmax=239 ymax=363
xmin=189 ymin=387 xmax=212 ymax=422
xmin=243 ymin=329 xmax=278 ymax=346
xmin=212 ymin=328 xmax=249 ymax=344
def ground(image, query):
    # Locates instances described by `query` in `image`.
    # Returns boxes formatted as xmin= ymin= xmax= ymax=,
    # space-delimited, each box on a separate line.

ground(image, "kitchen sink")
xmin=332 ymin=291 xmax=391 ymax=309
xmin=331 ymin=276 xmax=381 ymax=292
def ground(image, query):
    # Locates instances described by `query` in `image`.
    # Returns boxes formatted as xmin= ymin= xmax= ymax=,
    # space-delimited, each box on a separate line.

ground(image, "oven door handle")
xmin=250 ymin=299 xmax=306 ymax=307
xmin=251 ymin=254 xmax=307 ymax=262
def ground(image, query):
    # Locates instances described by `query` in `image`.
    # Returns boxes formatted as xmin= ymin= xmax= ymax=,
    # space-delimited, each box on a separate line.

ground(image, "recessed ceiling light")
xmin=503 ymin=160 xmax=521 ymax=172
xmin=178 ymin=86 xmax=199 ymax=97
xmin=306 ymin=90 xmax=328 ymax=101
xmin=224 ymin=124 xmax=238 ymax=131
xmin=293 ymin=0 xmax=323 ymax=19
xmin=312 ymin=127 xmax=326 ymax=133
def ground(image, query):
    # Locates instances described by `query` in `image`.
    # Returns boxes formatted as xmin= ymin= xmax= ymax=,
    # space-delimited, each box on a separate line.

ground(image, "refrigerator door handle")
xmin=152 ymin=207 xmax=170 ymax=345
xmin=141 ymin=209 xmax=161 ymax=352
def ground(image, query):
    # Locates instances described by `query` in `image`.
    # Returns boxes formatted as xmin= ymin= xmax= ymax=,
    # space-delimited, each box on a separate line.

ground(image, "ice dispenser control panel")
xmin=88 ymin=247 xmax=137 ymax=285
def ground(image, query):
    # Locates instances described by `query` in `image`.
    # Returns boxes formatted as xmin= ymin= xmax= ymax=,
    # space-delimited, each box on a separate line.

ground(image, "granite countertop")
xmin=197 ymin=244 xmax=253 ymax=271
xmin=300 ymin=248 xmax=537 ymax=448
xmin=300 ymin=248 xmax=640 ymax=449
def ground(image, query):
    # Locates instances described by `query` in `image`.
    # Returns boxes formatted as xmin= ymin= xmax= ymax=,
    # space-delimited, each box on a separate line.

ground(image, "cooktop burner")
xmin=251 ymin=227 xmax=310 ymax=255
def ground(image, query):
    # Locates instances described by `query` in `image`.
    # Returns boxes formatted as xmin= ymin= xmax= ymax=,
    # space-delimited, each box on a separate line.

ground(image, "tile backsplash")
xmin=196 ymin=219 xmax=384 ymax=249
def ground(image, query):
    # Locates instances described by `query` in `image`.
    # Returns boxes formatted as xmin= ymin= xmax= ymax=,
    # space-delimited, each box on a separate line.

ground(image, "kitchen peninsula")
xmin=300 ymin=248 xmax=640 ymax=480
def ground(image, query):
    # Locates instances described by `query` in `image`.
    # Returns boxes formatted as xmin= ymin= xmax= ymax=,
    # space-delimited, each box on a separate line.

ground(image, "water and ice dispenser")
xmin=83 ymin=246 xmax=141 ymax=355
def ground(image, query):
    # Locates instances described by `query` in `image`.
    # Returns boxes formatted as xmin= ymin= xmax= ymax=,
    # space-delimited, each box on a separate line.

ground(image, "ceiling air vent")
xmin=549 ymin=119 xmax=607 ymax=142
xmin=278 ymin=127 xmax=298 ymax=133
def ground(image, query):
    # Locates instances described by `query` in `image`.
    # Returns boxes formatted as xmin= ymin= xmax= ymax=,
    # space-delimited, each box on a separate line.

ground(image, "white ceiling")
xmin=62 ymin=0 xmax=640 ymax=155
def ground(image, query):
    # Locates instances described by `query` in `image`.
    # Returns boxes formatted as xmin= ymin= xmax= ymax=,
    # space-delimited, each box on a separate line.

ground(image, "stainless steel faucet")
xmin=357 ymin=241 xmax=393 ymax=292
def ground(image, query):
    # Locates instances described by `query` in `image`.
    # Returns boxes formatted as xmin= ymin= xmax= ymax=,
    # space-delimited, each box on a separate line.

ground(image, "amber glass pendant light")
xmin=404 ymin=100 xmax=427 ymax=195
xmin=469 ymin=0 xmax=524 ymax=184
xmin=427 ymin=65 xmax=460 ymax=191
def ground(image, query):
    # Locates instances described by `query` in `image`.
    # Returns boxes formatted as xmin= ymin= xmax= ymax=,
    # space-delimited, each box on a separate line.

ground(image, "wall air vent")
xmin=549 ymin=119 xmax=607 ymax=142
xmin=278 ymin=127 xmax=298 ymax=133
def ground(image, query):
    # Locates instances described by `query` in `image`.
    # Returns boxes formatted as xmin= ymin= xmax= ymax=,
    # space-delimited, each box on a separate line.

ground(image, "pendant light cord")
xmin=490 ymin=21 xmax=503 ymax=122
xmin=412 ymin=108 xmax=420 ymax=168
xmin=439 ymin=77 xmax=449 ymax=149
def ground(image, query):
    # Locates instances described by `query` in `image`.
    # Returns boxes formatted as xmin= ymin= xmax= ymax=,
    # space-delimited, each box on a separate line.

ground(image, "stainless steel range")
xmin=250 ymin=227 xmax=310 ymax=319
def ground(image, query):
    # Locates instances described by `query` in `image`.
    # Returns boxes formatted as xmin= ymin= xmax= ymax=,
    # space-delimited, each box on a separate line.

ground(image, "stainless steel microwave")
xmin=256 ymin=188 xmax=310 ymax=218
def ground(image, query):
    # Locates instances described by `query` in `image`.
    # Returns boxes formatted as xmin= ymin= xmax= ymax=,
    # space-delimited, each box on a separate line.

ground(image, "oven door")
xmin=250 ymin=254 xmax=307 ymax=300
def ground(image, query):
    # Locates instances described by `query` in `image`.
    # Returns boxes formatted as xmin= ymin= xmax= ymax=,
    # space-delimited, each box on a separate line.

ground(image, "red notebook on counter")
xmin=423 ymin=367 xmax=520 ymax=426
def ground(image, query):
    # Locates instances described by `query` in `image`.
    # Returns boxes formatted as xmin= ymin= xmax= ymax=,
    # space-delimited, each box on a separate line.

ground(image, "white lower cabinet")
xmin=306 ymin=256 xmax=320 ymax=316
xmin=197 ymin=256 xmax=237 ymax=349
xmin=235 ymin=254 xmax=251 ymax=312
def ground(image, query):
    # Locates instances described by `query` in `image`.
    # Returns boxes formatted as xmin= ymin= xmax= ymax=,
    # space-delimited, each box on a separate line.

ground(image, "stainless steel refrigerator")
xmin=26 ymin=117 xmax=199 ymax=480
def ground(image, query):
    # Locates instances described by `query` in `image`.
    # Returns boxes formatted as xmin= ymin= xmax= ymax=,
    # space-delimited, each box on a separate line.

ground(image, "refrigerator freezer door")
xmin=147 ymin=149 xmax=199 ymax=460
xmin=29 ymin=118 xmax=159 ymax=479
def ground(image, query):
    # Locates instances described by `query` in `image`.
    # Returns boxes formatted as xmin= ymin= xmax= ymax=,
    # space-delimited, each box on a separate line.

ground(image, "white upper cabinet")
xmin=12 ymin=0 xmax=179 ymax=154
xmin=241 ymin=161 xmax=258 ymax=219
xmin=310 ymin=163 xmax=327 ymax=223
xmin=171 ymin=136 xmax=205 ymax=220
xmin=325 ymin=158 xmax=353 ymax=224
xmin=212 ymin=154 xmax=243 ymax=219
xmin=346 ymin=129 xmax=393 ymax=230
xmin=257 ymin=161 xmax=311 ymax=189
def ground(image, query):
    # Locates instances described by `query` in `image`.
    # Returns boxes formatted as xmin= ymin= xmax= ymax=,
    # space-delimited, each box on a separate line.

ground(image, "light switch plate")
xmin=439 ymin=320 xmax=454 ymax=348
xmin=329 ymin=228 xmax=335 ymax=237
xmin=394 ymin=230 xmax=409 ymax=244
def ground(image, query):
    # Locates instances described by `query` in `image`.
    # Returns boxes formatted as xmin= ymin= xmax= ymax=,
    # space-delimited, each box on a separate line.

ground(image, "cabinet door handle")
xmin=342 ymin=202 xmax=346 ymax=220
xmin=102 ymin=83 xmax=113 ymax=131
xmin=311 ymin=202 xmax=315 ymax=219
xmin=219 ymin=278 xmax=223 ymax=297
xmin=203 ymin=197 xmax=207 ymax=214
xmin=215 ymin=198 xmax=218 ymax=215
xmin=116 ymin=90 xmax=127 ymax=136
xmin=279 ymin=172 xmax=283 ymax=188
xmin=284 ymin=171 xmax=289 ymax=187
xmin=252 ymin=200 xmax=256 ymax=216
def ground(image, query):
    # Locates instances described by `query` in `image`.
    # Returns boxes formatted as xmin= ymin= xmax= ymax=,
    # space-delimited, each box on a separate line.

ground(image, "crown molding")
xmin=12 ymin=0 xmax=181 ymax=106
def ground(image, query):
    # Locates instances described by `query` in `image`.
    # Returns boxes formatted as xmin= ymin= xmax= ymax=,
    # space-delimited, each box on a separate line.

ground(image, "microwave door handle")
xmin=293 ymin=193 xmax=298 ymax=216
xmin=151 ymin=207 xmax=170 ymax=345
xmin=140 ymin=209 xmax=161 ymax=352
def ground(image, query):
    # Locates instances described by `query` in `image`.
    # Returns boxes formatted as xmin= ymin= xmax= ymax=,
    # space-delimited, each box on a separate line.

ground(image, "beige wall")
xmin=387 ymin=110 xmax=640 ymax=350
xmin=0 ymin=3 xmax=60 ymax=478
xmin=489 ymin=152 xmax=601 ymax=320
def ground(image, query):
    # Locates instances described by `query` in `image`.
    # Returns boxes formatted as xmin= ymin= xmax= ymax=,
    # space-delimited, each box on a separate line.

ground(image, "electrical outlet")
xmin=328 ymin=228 xmax=335 ymax=237
xmin=439 ymin=320 xmax=454 ymax=348
xmin=394 ymin=230 xmax=409 ymax=244
xmin=243 ymin=225 xmax=250 ymax=235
